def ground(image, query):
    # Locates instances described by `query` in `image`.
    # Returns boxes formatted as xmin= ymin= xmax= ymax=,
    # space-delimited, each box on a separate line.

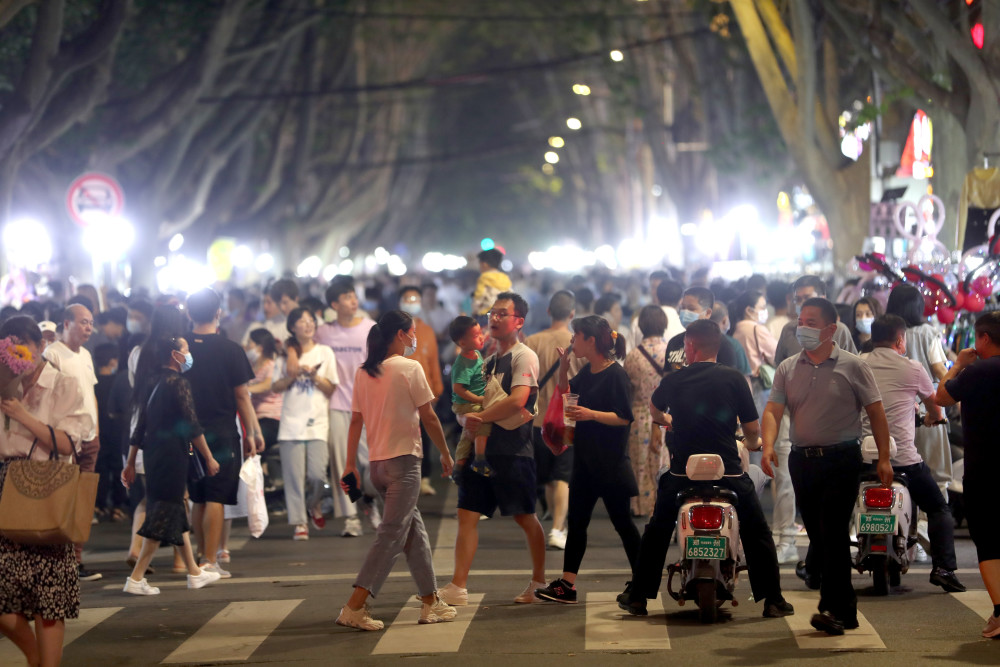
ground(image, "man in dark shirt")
xmin=620 ymin=320 xmax=793 ymax=619
xmin=936 ymin=311 xmax=1000 ymax=638
xmin=185 ymin=289 xmax=264 ymax=578
xmin=665 ymin=287 xmax=737 ymax=371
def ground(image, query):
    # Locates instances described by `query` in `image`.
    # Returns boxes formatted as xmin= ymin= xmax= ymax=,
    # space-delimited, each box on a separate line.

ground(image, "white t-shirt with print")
xmin=277 ymin=344 xmax=340 ymax=442
xmin=351 ymin=356 xmax=434 ymax=462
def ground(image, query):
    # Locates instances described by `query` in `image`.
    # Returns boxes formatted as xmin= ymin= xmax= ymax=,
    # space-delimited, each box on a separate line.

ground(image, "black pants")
xmin=789 ymin=446 xmax=862 ymax=622
xmin=563 ymin=471 xmax=640 ymax=575
xmin=629 ymin=472 xmax=781 ymax=604
xmin=892 ymin=462 xmax=957 ymax=570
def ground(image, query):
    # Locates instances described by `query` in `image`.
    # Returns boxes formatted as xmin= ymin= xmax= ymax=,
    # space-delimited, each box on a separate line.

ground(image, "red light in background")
xmin=972 ymin=23 xmax=984 ymax=49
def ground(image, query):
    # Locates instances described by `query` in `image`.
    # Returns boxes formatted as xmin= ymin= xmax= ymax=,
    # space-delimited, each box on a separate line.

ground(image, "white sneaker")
xmin=437 ymin=582 xmax=468 ymax=606
xmin=200 ymin=562 xmax=232 ymax=579
xmin=336 ymin=604 xmax=384 ymax=631
xmin=293 ymin=524 xmax=309 ymax=541
xmin=547 ymin=528 xmax=567 ymax=550
xmin=419 ymin=594 xmax=457 ymax=624
xmin=123 ymin=577 xmax=160 ymax=596
xmin=187 ymin=567 xmax=222 ymax=589
xmin=515 ymin=580 xmax=547 ymax=604
xmin=420 ymin=477 xmax=436 ymax=496
xmin=775 ymin=542 xmax=799 ymax=564
xmin=913 ymin=544 xmax=930 ymax=563
xmin=341 ymin=516 xmax=362 ymax=537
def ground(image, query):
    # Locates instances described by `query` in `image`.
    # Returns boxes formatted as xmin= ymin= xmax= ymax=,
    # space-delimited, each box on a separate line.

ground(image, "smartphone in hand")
xmin=342 ymin=472 xmax=363 ymax=502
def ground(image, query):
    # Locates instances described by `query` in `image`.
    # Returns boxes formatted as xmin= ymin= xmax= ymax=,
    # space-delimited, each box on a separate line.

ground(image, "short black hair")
xmin=449 ymin=315 xmax=478 ymax=344
xmin=593 ymin=293 xmax=621 ymax=318
xmin=649 ymin=270 xmax=670 ymax=282
xmin=871 ymin=314 xmax=907 ymax=347
xmin=186 ymin=289 xmax=222 ymax=324
xmin=800 ymin=297 xmax=838 ymax=326
xmin=0 ymin=315 xmax=42 ymax=346
xmin=974 ymin=311 xmax=1000 ymax=347
xmin=494 ymin=291 xmax=528 ymax=319
xmin=100 ymin=306 xmax=127 ymax=327
xmin=747 ymin=274 xmax=767 ymax=293
xmin=548 ymin=290 xmax=575 ymax=321
xmin=128 ymin=298 xmax=154 ymax=320
xmin=792 ymin=275 xmax=827 ymax=297
xmin=399 ymin=285 xmax=422 ymax=299
xmin=684 ymin=319 xmax=722 ymax=357
xmin=575 ymin=287 xmax=594 ymax=311
xmin=477 ymin=248 xmax=503 ymax=268
xmin=638 ymin=304 xmax=667 ymax=337
xmin=269 ymin=278 xmax=299 ymax=303
xmin=656 ymin=280 xmax=683 ymax=307
xmin=766 ymin=281 xmax=789 ymax=308
xmin=683 ymin=286 xmax=714 ymax=311
xmin=885 ymin=283 xmax=924 ymax=328
xmin=93 ymin=343 xmax=119 ymax=369
xmin=325 ymin=277 xmax=356 ymax=306
xmin=300 ymin=297 xmax=326 ymax=317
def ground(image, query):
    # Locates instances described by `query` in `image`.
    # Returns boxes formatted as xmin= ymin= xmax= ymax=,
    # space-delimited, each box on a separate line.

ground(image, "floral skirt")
xmin=137 ymin=499 xmax=191 ymax=547
xmin=0 ymin=461 xmax=80 ymax=620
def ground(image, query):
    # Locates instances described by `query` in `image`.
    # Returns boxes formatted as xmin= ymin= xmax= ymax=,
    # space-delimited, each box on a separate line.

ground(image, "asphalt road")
xmin=4 ymin=478 xmax=996 ymax=667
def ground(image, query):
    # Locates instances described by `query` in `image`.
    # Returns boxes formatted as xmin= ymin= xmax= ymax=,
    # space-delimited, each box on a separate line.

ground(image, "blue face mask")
xmin=678 ymin=309 xmax=701 ymax=328
xmin=180 ymin=351 xmax=194 ymax=373
xmin=855 ymin=317 xmax=874 ymax=335
xmin=795 ymin=326 xmax=823 ymax=351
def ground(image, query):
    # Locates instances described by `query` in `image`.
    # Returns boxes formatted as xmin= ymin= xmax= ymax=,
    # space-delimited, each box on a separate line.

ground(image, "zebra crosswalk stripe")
xmin=585 ymin=592 xmax=669 ymax=651
xmin=160 ymin=599 xmax=303 ymax=664
xmin=371 ymin=593 xmax=485 ymax=654
xmin=949 ymin=590 xmax=994 ymax=620
xmin=781 ymin=591 xmax=885 ymax=650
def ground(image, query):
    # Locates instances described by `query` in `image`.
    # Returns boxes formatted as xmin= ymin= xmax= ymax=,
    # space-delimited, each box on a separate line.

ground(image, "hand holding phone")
xmin=341 ymin=472 xmax=363 ymax=502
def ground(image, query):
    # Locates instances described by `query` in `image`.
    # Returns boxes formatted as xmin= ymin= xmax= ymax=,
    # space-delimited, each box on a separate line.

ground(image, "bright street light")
xmin=572 ymin=84 xmax=591 ymax=95
xmin=168 ymin=233 xmax=184 ymax=252
xmin=566 ymin=117 xmax=582 ymax=130
xmin=296 ymin=255 xmax=322 ymax=278
xmin=254 ymin=252 xmax=275 ymax=273
xmin=82 ymin=214 xmax=134 ymax=261
xmin=548 ymin=136 xmax=565 ymax=148
xmin=2 ymin=218 xmax=52 ymax=268
xmin=541 ymin=163 xmax=555 ymax=175
xmin=610 ymin=50 xmax=624 ymax=62
xmin=231 ymin=244 xmax=253 ymax=268
xmin=544 ymin=151 xmax=560 ymax=164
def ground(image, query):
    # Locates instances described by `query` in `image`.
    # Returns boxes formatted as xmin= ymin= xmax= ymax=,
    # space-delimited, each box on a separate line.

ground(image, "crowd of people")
xmin=2 ymin=248 xmax=999 ymax=664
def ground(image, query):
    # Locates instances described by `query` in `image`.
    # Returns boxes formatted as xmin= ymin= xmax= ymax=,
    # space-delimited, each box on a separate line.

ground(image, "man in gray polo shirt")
xmin=761 ymin=297 xmax=893 ymax=636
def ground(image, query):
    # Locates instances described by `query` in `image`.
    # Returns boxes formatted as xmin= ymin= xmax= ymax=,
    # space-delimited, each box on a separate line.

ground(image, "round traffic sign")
xmin=66 ymin=172 xmax=125 ymax=226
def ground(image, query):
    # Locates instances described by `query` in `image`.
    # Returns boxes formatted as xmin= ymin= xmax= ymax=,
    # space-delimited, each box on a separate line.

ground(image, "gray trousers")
xmin=354 ymin=455 xmax=436 ymax=598
xmin=279 ymin=439 xmax=329 ymax=526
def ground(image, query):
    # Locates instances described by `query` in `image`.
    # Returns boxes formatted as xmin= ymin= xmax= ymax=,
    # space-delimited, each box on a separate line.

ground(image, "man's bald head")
xmin=62 ymin=303 xmax=94 ymax=351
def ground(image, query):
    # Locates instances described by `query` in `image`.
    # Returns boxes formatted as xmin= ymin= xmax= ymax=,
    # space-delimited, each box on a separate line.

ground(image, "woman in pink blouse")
xmin=0 ymin=316 xmax=93 ymax=667
xmin=731 ymin=290 xmax=778 ymax=416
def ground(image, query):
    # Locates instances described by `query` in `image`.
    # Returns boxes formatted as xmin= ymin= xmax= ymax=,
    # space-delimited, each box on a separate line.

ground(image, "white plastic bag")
xmin=239 ymin=455 xmax=268 ymax=538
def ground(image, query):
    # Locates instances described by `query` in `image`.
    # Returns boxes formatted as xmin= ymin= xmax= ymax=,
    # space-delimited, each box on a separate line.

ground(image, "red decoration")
xmin=937 ymin=306 xmax=955 ymax=324
xmin=952 ymin=289 xmax=965 ymax=310
xmin=965 ymin=291 xmax=986 ymax=313
xmin=971 ymin=275 xmax=993 ymax=297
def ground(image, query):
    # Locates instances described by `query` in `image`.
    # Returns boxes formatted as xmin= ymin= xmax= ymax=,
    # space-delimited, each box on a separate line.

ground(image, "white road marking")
xmin=0 ymin=607 xmax=122 ymax=664
xmin=782 ymin=591 xmax=885 ymax=650
xmin=585 ymin=592 xmax=669 ymax=651
xmin=371 ymin=593 xmax=484 ymax=654
xmin=160 ymin=599 xmax=302 ymax=664
xmin=950 ymin=590 xmax=995 ymax=620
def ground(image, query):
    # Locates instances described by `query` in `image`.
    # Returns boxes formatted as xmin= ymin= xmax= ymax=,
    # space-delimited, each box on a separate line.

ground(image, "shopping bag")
xmin=239 ymin=455 xmax=268 ymax=538
xmin=540 ymin=390 xmax=567 ymax=456
xmin=0 ymin=431 xmax=98 ymax=545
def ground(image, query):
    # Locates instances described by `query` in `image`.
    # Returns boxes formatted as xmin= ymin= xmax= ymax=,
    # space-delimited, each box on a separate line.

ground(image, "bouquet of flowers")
xmin=0 ymin=337 xmax=34 ymax=430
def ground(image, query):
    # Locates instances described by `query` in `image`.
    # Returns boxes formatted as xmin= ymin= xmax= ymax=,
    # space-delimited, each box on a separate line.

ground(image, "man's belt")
xmin=790 ymin=439 xmax=860 ymax=458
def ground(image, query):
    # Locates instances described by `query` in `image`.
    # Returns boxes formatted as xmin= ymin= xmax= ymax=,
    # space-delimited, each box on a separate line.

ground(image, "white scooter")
xmin=664 ymin=454 xmax=744 ymax=623
xmin=851 ymin=436 xmax=914 ymax=595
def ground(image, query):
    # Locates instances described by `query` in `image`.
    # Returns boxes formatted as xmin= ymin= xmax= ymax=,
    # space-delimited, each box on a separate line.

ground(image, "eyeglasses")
xmin=488 ymin=310 xmax=515 ymax=320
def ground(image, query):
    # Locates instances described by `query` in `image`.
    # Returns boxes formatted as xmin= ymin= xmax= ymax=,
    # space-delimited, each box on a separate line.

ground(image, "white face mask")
xmin=247 ymin=348 xmax=260 ymax=364
xmin=757 ymin=308 xmax=768 ymax=325
xmin=403 ymin=335 xmax=417 ymax=357
xmin=126 ymin=318 xmax=142 ymax=334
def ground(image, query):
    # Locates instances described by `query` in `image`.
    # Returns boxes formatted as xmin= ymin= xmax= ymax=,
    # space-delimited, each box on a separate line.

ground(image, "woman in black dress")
xmin=121 ymin=336 xmax=221 ymax=595
xmin=535 ymin=315 xmax=640 ymax=604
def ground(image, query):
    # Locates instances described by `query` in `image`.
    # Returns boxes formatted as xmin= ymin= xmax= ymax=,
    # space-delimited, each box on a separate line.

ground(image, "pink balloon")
xmin=937 ymin=306 xmax=955 ymax=324
xmin=972 ymin=275 xmax=993 ymax=297
xmin=965 ymin=291 xmax=985 ymax=312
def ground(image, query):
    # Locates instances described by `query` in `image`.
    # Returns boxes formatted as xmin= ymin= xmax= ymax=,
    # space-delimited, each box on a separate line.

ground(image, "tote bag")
xmin=0 ymin=428 xmax=98 ymax=545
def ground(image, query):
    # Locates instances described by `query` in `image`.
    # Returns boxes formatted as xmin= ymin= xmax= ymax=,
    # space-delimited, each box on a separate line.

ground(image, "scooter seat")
xmin=860 ymin=471 xmax=909 ymax=487
xmin=677 ymin=485 xmax=739 ymax=506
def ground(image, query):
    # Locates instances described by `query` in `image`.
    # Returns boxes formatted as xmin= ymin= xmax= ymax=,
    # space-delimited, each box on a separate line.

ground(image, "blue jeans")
xmin=354 ymin=455 xmax=436 ymax=598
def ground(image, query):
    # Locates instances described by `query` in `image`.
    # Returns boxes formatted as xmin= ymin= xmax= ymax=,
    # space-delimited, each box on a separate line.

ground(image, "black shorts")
xmin=964 ymin=477 xmax=1000 ymax=562
xmin=532 ymin=427 xmax=573 ymax=484
xmin=457 ymin=455 xmax=537 ymax=518
xmin=188 ymin=434 xmax=241 ymax=505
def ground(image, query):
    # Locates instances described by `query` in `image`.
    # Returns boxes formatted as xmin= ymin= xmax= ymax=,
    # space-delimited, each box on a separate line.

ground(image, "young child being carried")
xmin=449 ymin=316 xmax=494 ymax=477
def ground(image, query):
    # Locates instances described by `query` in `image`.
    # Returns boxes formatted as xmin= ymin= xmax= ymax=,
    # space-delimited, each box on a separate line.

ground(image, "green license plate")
xmin=685 ymin=536 xmax=727 ymax=560
xmin=858 ymin=513 xmax=897 ymax=534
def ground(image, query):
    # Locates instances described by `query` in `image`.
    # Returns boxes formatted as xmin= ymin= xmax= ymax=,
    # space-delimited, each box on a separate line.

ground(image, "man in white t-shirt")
xmin=631 ymin=279 xmax=684 ymax=349
xmin=316 ymin=278 xmax=377 ymax=537
xmin=44 ymin=303 xmax=102 ymax=581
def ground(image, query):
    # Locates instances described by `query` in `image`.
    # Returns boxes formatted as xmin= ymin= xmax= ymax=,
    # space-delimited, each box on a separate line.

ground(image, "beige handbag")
xmin=0 ymin=427 xmax=98 ymax=545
